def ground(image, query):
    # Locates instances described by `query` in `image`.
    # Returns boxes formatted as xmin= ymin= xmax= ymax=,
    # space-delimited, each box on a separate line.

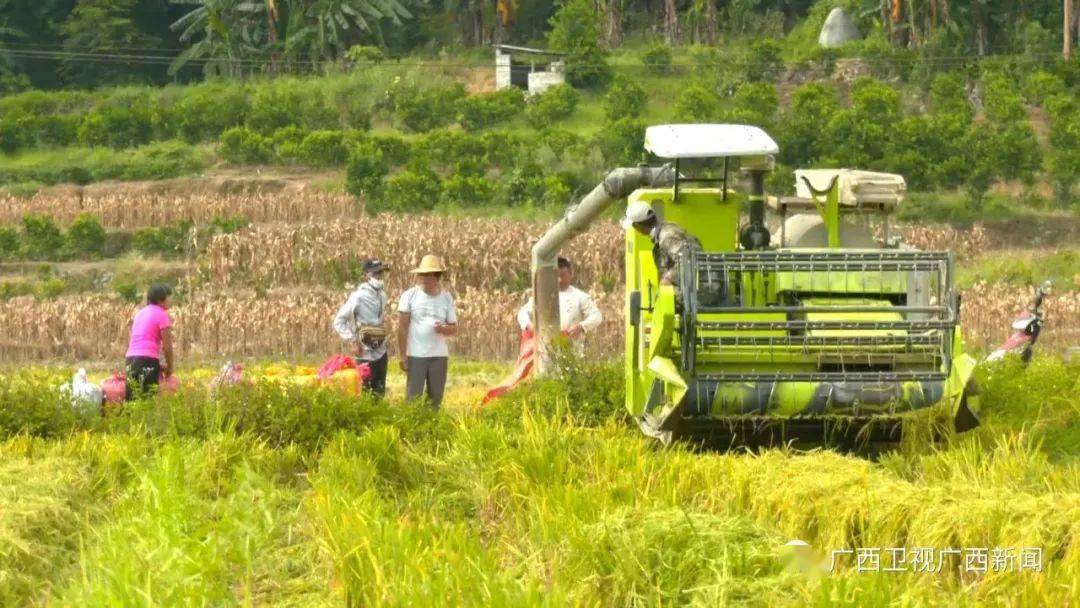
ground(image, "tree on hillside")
xmin=663 ymin=0 xmax=680 ymax=43
xmin=296 ymin=0 xmax=413 ymax=61
xmin=548 ymin=0 xmax=611 ymax=88
xmin=59 ymin=0 xmax=168 ymax=88
xmin=0 ymin=21 xmax=31 ymax=93
xmin=170 ymin=0 xmax=270 ymax=77
xmin=604 ymin=0 xmax=623 ymax=48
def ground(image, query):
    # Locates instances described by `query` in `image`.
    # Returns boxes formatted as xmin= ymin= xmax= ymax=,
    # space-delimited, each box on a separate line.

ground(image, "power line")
xmin=1 ymin=45 xmax=1072 ymax=73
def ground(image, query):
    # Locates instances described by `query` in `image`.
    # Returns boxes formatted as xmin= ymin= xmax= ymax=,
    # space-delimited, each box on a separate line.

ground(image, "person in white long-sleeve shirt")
xmin=333 ymin=259 xmax=390 ymax=397
xmin=517 ymin=257 xmax=602 ymax=342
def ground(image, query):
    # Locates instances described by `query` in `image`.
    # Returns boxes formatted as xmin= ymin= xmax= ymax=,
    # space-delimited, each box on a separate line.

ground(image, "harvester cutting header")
xmin=531 ymin=124 xmax=980 ymax=446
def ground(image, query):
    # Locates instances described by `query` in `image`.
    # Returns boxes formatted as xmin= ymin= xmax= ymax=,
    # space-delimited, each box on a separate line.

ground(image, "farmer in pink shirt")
xmin=124 ymin=283 xmax=175 ymax=399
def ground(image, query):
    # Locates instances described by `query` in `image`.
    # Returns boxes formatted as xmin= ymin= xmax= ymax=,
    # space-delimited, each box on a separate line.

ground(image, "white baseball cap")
xmin=621 ymin=201 xmax=656 ymax=230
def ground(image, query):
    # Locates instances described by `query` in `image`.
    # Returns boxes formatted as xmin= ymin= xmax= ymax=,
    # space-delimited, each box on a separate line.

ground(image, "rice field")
xmin=1 ymin=184 xmax=1078 ymax=606
xmin=0 ymin=355 xmax=1077 ymax=606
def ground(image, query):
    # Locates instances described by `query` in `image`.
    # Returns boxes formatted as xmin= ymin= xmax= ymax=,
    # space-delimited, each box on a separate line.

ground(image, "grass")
xmin=0 ymin=354 xmax=1077 ymax=605
xmin=0 ymin=142 xmax=211 ymax=189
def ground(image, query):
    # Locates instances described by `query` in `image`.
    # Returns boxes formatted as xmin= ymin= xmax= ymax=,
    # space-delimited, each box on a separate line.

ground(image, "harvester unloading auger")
xmin=531 ymin=124 xmax=981 ymax=446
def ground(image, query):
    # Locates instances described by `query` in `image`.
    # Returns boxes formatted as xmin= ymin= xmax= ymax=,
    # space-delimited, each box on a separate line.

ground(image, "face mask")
xmin=369 ymin=278 xmax=384 ymax=289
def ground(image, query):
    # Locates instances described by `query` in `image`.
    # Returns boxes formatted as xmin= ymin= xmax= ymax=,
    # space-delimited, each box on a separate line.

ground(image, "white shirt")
xmin=517 ymin=286 xmax=602 ymax=334
xmin=397 ymin=286 xmax=457 ymax=358
xmin=332 ymin=281 xmax=388 ymax=361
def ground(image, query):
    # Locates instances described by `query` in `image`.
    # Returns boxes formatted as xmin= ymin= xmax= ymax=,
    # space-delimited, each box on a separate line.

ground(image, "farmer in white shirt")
xmin=333 ymin=259 xmax=390 ymax=397
xmin=517 ymin=256 xmax=602 ymax=344
xmin=397 ymin=254 xmax=458 ymax=410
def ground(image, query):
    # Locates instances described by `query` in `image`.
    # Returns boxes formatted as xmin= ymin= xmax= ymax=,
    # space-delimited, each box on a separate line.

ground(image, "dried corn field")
xmin=196 ymin=216 xmax=624 ymax=293
xmin=0 ymin=189 xmax=358 ymax=229
xmin=1 ymin=190 xmax=1077 ymax=365
xmin=0 ymin=284 xmax=1075 ymax=365
xmin=0 ymin=290 xmax=622 ymax=364
xmin=195 ymin=218 xmax=1044 ymax=291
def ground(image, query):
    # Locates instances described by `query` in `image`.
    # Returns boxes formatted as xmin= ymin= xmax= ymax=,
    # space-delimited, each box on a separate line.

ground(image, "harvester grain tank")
xmin=531 ymin=124 xmax=980 ymax=445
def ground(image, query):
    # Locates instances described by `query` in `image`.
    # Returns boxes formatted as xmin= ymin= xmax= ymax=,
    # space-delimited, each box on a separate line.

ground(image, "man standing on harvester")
xmin=333 ymin=259 xmax=390 ymax=397
xmin=622 ymin=200 xmax=703 ymax=288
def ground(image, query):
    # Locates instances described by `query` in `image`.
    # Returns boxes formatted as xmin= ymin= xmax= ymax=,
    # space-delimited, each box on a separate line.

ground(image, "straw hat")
xmin=410 ymin=254 xmax=447 ymax=274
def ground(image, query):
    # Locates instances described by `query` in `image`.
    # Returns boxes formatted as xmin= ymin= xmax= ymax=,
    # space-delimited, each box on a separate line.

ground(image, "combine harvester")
xmin=531 ymin=124 xmax=980 ymax=446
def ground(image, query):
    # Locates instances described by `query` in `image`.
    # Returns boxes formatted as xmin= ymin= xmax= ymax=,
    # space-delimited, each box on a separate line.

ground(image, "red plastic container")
xmin=101 ymin=373 xmax=127 ymax=404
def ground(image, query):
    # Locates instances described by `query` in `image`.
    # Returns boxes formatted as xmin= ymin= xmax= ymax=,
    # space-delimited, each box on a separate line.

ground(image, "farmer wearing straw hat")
xmin=397 ymin=254 xmax=458 ymax=409
xmin=333 ymin=258 xmax=390 ymax=397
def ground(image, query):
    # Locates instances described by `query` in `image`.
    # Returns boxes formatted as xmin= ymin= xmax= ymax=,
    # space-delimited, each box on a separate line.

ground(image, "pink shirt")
xmin=126 ymin=304 xmax=173 ymax=359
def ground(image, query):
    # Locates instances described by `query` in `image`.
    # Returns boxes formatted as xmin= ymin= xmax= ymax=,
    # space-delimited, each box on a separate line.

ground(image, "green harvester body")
xmin=623 ymin=125 xmax=979 ymax=445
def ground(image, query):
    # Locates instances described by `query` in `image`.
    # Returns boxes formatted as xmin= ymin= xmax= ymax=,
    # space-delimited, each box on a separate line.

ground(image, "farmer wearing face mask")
xmin=334 ymin=259 xmax=390 ymax=397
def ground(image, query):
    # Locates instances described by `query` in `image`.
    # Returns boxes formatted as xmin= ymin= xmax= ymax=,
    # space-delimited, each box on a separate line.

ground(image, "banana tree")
xmin=291 ymin=0 xmax=412 ymax=62
xmin=170 ymin=0 xmax=270 ymax=77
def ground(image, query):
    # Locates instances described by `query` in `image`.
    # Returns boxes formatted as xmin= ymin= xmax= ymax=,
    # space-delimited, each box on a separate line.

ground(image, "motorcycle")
xmin=986 ymin=280 xmax=1052 ymax=364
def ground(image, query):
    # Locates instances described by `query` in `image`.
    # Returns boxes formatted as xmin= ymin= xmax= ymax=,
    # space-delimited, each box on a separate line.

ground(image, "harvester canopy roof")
xmin=644 ymin=124 xmax=779 ymax=159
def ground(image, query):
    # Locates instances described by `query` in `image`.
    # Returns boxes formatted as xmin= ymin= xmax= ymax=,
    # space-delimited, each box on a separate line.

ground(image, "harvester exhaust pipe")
xmin=531 ymin=165 xmax=673 ymax=374
xmin=739 ymin=156 xmax=774 ymax=250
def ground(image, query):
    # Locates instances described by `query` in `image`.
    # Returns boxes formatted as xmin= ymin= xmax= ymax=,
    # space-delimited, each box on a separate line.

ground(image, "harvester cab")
xmin=530 ymin=123 xmax=980 ymax=447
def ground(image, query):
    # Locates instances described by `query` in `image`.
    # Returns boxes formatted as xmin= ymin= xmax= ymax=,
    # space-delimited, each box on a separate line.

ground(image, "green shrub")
xmin=393 ymin=84 xmax=467 ymax=133
xmin=77 ymin=103 xmax=155 ymax=149
xmin=457 ymin=88 xmax=525 ymax=130
xmin=0 ymin=113 xmax=30 ymax=153
xmin=982 ymin=72 xmax=1027 ymax=124
xmin=167 ymin=83 xmax=250 ymax=143
xmin=929 ymin=72 xmax=972 ymax=120
xmin=109 ymin=141 xmax=205 ymax=181
xmin=345 ymin=142 xmax=388 ymax=200
xmin=480 ymin=131 xmax=528 ymax=169
xmin=379 ymin=165 xmax=442 ymax=212
xmin=729 ymin=82 xmax=778 ymax=128
xmin=209 ymin=214 xmax=250 ymax=234
xmin=640 ymin=41 xmax=673 ymax=75
xmin=372 ymin=135 xmax=412 ymax=167
xmin=66 ymin=213 xmax=106 ymax=258
xmin=499 ymin=164 xmax=571 ymax=207
xmin=298 ymin=130 xmax=349 ymax=167
xmin=246 ymin=83 xmax=336 ymax=134
xmin=346 ymin=45 xmax=385 ymax=65
xmin=744 ymin=39 xmax=783 ymax=82
xmin=603 ymin=77 xmax=646 ymax=121
xmin=1023 ymin=70 xmax=1067 ymax=106
xmin=594 ymin=117 xmax=646 ymax=165
xmin=220 ymin=127 xmax=272 ymax=164
xmin=525 ymin=84 xmax=580 ymax=128
xmin=778 ymin=82 xmax=839 ymax=166
xmin=132 ymin=220 xmax=192 ymax=258
xmin=20 ymin=215 xmax=66 ymax=260
xmin=417 ymin=129 xmax=487 ymax=168
xmin=114 ymin=279 xmax=140 ymax=301
xmin=0 ymin=372 xmax=99 ymax=438
xmin=539 ymin=128 xmax=584 ymax=161
xmin=32 ymin=113 xmax=81 ymax=147
xmin=0 ymin=227 xmax=19 ymax=260
xmin=674 ymin=83 xmax=721 ymax=122
xmin=269 ymin=125 xmax=306 ymax=163
xmin=441 ymin=174 xmax=496 ymax=207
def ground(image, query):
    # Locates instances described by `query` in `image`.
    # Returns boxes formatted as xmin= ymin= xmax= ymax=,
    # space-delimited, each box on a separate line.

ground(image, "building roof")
xmin=493 ymin=44 xmax=565 ymax=56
